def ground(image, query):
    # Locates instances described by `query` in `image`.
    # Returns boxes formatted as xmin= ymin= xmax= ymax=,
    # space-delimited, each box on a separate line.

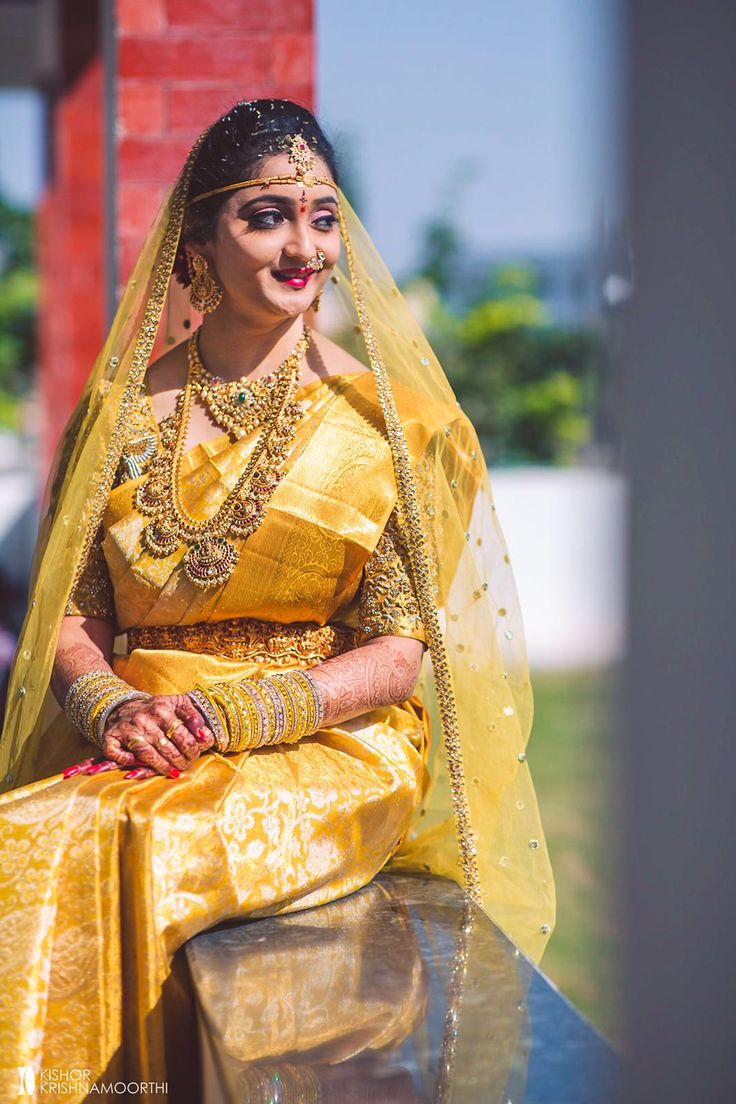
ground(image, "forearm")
xmin=305 ymin=636 xmax=425 ymax=728
xmin=51 ymin=615 xmax=116 ymax=708
xmin=191 ymin=635 xmax=425 ymax=754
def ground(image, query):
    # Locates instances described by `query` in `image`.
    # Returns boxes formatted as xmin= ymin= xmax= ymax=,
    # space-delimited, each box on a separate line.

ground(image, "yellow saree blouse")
xmin=0 ymin=369 xmax=434 ymax=1096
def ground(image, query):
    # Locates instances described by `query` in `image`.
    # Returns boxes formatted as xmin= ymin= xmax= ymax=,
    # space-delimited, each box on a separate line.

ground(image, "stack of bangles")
xmin=64 ymin=669 xmax=149 ymax=748
xmin=188 ymin=669 xmax=325 ymax=754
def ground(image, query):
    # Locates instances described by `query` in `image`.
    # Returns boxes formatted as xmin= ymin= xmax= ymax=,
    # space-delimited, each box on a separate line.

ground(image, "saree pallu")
xmin=0 ymin=372 xmax=433 ymax=1097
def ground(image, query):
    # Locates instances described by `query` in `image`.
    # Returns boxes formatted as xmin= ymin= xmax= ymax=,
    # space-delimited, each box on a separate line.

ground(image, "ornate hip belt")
xmin=126 ymin=615 xmax=358 ymax=666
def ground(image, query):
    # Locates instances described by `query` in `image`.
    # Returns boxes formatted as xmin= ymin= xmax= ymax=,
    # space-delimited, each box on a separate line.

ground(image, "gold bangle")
xmin=233 ymin=682 xmax=262 ymax=749
xmin=272 ymin=672 xmax=312 ymax=741
xmin=270 ymin=677 xmax=298 ymax=742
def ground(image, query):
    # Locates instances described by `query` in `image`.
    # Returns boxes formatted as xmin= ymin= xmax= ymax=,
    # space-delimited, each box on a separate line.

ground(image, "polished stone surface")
xmin=185 ymin=872 xmax=621 ymax=1102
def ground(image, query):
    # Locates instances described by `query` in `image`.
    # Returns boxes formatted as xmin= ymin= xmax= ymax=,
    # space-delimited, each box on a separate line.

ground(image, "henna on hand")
xmin=306 ymin=636 xmax=424 ymax=729
xmin=66 ymin=695 xmax=216 ymax=780
xmin=101 ymin=694 xmax=215 ymax=776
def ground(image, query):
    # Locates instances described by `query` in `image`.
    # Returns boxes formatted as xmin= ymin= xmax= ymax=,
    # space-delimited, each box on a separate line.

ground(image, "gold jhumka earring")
xmin=186 ymin=249 xmax=223 ymax=313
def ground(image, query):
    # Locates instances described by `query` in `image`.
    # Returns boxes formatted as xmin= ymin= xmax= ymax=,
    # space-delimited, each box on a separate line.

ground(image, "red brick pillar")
xmin=37 ymin=0 xmax=105 ymax=466
xmin=117 ymin=0 xmax=314 ymax=288
xmin=40 ymin=0 xmax=314 ymax=459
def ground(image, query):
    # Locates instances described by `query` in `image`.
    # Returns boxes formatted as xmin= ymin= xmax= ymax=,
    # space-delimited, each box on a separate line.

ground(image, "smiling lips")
xmin=273 ymin=267 xmax=315 ymax=288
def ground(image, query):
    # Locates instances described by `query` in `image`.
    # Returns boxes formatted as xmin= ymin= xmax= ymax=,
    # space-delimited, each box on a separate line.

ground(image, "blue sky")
xmin=0 ymin=91 xmax=44 ymax=209
xmin=317 ymin=0 xmax=624 ymax=274
xmin=0 ymin=0 xmax=624 ymax=278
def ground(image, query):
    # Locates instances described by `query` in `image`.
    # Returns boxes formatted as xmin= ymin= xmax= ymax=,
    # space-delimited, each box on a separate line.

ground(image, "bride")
xmin=0 ymin=98 xmax=554 ymax=1094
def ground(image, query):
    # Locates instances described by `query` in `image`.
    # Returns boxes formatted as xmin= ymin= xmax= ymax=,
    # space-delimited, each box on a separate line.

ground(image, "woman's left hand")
xmin=62 ymin=693 xmax=216 ymax=780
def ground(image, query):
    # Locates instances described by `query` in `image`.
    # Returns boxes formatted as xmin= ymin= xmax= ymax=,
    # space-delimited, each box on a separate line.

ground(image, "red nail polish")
xmin=195 ymin=729 xmax=207 ymax=744
xmin=124 ymin=769 xmax=141 ymax=779
xmin=62 ymin=765 xmax=82 ymax=779
xmin=169 ymin=768 xmax=181 ymax=778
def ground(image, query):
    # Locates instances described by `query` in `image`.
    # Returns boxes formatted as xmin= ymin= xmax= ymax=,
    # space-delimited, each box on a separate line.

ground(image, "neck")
xmin=195 ymin=308 xmax=306 ymax=383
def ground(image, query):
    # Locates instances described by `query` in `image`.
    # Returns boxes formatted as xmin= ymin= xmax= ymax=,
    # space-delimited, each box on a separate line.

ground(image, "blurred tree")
xmin=415 ymin=216 xmax=464 ymax=299
xmin=404 ymin=218 xmax=601 ymax=465
xmin=0 ymin=196 xmax=36 ymax=428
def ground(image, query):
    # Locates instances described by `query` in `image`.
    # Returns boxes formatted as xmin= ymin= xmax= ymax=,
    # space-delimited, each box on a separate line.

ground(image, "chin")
xmin=268 ymin=294 xmax=313 ymax=318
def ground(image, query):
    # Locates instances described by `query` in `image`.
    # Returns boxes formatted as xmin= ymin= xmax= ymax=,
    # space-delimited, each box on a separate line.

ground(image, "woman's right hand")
xmin=64 ymin=693 xmax=216 ymax=780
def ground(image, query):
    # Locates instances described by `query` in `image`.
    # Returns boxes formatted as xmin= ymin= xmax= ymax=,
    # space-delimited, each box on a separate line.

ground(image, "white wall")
xmin=490 ymin=465 xmax=627 ymax=669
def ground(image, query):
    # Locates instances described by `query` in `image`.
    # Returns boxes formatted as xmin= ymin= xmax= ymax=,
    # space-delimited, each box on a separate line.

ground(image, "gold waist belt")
xmin=126 ymin=616 xmax=358 ymax=666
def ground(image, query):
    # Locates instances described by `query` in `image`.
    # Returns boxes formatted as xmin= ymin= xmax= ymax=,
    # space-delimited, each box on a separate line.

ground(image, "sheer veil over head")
xmin=0 ymin=100 xmax=555 ymax=964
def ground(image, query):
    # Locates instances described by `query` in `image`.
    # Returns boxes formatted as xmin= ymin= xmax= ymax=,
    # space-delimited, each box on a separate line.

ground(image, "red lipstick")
xmin=273 ymin=267 xmax=315 ymax=288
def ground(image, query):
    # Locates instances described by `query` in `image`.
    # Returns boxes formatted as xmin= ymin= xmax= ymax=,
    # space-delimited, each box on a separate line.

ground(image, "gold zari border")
xmin=336 ymin=203 xmax=481 ymax=904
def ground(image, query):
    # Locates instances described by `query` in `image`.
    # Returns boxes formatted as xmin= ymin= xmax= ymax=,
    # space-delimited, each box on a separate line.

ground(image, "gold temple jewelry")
xmin=135 ymin=327 xmax=311 ymax=589
xmin=186 ymin=250 xmax=223 ymax=314
xmin=186 ymin=133 xmax=338 ymax=207
xmin=189 ymin=327 xmax=302 ymax=441
xmin=310 ymin=291 xmax=322 ymax=313
xmin=282 ymin=132 xmax=317 ymax=177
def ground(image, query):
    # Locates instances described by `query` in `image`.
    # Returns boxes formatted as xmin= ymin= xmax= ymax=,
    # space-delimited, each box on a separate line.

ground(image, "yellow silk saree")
xmin=0 ymin=369 xmax=434 ymax=1094
xmin=0 ymin=112 xmax=556 ymax=1099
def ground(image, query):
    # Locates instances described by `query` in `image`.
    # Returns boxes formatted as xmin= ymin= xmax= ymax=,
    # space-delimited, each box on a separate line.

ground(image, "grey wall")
xmin=620 ymin=3 xmax=736 ymax=1100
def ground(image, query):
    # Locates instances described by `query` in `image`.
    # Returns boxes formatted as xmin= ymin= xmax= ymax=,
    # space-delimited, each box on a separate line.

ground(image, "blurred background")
xmin=0 ymin=0 xmax=626 ymax=1045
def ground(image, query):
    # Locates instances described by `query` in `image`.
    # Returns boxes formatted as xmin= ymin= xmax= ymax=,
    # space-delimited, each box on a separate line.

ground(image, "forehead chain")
xmin=186 ymin=132 xmax=337 ymax=208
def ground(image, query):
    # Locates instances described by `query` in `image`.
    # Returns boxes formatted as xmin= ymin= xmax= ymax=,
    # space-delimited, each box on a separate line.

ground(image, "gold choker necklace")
xmin=189 ymin=329 xmax=302 ymax=440
xmin=134 ymin=326 xmax=311 ymax=589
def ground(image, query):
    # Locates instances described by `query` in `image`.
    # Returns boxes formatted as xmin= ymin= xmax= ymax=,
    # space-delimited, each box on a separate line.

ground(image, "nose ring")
xmin=306 ymin=249 xmax=326 ymax=272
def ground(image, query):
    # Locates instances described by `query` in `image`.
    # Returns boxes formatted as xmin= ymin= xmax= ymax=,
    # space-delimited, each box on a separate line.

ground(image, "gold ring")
xmin=165 ymin=721 xmax=180 ymax=741
xmin=127 ymin=735 xmax=148 ymax=749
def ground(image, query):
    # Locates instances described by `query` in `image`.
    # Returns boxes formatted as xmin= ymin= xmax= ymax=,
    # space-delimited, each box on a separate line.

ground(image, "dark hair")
xmin=173 ymin=99 xmax=339 ymax=287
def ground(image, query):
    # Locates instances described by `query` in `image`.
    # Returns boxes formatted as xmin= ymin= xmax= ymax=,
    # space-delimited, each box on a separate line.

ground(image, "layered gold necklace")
xmin=189 ymin=329 xmax=301 ymax=440
xmin=135 ymin=326 xmax=311 ymax=589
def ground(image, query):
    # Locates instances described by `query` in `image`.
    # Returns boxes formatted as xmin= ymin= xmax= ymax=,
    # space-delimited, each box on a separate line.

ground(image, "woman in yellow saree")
xmin=0 ymin=99 xmax=555 ymax=1098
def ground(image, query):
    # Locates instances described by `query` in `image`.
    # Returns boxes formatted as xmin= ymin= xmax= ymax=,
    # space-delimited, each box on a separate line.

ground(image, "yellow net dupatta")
xmin=0 ymin=133 xmax=205 ymax=795
xmin=0 ymin=138 xmax=556 ymax=964
xmin=333 ymin=190 xmax=555 ymax=963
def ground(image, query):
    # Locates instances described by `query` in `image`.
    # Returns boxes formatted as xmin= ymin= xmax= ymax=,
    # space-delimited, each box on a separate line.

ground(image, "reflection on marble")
xmin=185 ymin=872 xmax=620 ymax=1103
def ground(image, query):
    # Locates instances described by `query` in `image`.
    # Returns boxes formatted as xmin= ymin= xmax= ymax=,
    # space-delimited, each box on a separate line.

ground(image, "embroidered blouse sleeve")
xmin=64 ymin=385 xmax=156 ymax=621
xmin=357 ymin=505 xmax=427 ymax=646
xmin=64 ymin=523 xmax=115 ymax=621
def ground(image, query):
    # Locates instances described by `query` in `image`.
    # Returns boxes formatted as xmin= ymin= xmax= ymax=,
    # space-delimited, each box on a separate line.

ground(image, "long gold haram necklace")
xmin=135 ymin=326 xmax=312 ymax=589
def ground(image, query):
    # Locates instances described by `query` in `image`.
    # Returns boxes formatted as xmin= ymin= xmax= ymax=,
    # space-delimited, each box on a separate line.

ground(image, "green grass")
xmin=528 ymin=664 xmax=623 ymax=1047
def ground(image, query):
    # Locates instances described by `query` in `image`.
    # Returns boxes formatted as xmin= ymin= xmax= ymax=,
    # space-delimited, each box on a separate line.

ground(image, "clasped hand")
xmin=63 ymin=693 xmax=216 ymax=781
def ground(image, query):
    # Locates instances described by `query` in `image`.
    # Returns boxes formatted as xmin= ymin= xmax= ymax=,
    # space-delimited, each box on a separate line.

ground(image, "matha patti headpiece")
xmin=186 ymin=131 xmax=338 ymax=208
